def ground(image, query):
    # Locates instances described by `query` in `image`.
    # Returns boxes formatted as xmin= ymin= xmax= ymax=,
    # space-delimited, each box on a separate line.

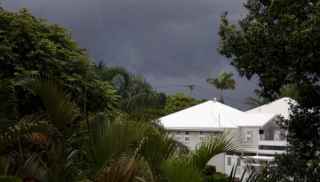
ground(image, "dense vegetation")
xmin=219 ymin=0 xmax=320 ymax=181
xmin=2 ymin=0 xmax=320 ymax=181
xmin=0 ymin=8 xmax=240 ymax=182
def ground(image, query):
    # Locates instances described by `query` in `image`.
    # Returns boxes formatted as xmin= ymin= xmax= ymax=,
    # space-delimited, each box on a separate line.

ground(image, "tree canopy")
xmin=0 ymin=8 xmax=118 ymax=117
xmin=219 ymin=0 xmax=320 ymax=181
xmin=219 ymin=0 xmax=320 ymax=106
xmin=164 ymin=93 xmax=203 ymax=115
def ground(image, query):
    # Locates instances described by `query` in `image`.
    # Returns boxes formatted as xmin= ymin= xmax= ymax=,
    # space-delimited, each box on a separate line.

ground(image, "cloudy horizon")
xmin=3 ymin=0 xmax=258 ymax=109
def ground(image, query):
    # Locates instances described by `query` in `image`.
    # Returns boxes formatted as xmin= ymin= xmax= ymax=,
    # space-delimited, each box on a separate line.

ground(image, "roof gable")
xmin=159 ymin=100 xmax=244 ymax=130
xmin=246 ymin=97 xmax=297 ymax=119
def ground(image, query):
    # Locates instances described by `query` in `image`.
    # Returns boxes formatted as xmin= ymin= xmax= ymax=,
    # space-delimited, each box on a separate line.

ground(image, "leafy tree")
xmin=0 ymin=8 xmax=118 ymax=116
xmin=219 ymin=0 xmax=320 ymax=106
xmin=206 ymin=72 xmax=236 ymax=103
xmin=219 ymin=0 xmax=320 ymax=181
xmin=164 ymin=93 xmax=202 ymax=114
xmin=261 ymin=105 xmax=320 ymax=181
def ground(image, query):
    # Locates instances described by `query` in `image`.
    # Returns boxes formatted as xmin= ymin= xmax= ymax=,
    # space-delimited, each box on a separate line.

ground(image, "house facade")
xmin=159 ymin=97 xmax=296 ymax=178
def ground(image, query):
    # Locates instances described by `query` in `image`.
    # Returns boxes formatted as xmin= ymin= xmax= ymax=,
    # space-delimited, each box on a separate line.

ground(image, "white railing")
xmin=258 ymin=140 xmax=287 ymax=146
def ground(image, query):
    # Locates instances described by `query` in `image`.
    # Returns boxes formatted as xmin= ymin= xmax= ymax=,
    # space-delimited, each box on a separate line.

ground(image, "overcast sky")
xmin=3 ymin=0 xmax=259 ymax=109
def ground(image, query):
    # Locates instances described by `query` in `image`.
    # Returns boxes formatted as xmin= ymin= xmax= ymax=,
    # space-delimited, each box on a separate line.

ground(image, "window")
xmin=185 ymin=131 xmax=189 ymax=135
xmin=199 ymin=136 xmax=205 ymax=141
xmin=244 ymin=131 xmax=253 ymax=143
xmin=185 ymin=137 xmax=190 ymax=141
xmin=176 ymin=131 xmax=181 ymax=135
xmin=259 ymin=129 xmax=264 ymax=135
xmin=227 ymin=157 xmax=231 ymax=166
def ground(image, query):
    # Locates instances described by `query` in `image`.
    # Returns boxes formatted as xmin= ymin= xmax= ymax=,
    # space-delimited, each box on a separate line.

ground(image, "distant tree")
xmin=206 ymin=72 xmax=235 ymax=103
xmin=94 ymin=65 xmax=166 ymax=117
xmin=164 ymin=93 xmax=202 ymax=114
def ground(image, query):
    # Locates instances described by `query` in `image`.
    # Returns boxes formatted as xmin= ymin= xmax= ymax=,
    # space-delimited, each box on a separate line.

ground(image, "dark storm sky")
xmin=3 ymin=0 xmax=258 ymax=109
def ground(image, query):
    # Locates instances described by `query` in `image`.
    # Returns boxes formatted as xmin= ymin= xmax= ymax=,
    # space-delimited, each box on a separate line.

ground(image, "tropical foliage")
xmin=207 ymin=72 xmax=235 ymax=103
xmin=0 ymin=6 xmax=245 ymax=182
xmin=0 ymin=78 xmax=236 ymax=181
xmin=164 ymin=93 xmax=203 ymax=114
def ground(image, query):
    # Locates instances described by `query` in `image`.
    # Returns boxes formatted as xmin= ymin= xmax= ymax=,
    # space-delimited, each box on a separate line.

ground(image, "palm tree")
xmin=87 ymin=115 xmax=236 ymax=182
xmin=0 ymin=78 xmax=81 ymax=181
xmin=0 ymin=77 xmax=246 ymax=182
xmin=207 ymin=72 xmax=236 ymax=103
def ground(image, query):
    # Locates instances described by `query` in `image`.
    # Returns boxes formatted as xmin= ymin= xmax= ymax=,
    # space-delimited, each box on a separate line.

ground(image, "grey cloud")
xmin=3 ymin=0 xmax=256 ymax=109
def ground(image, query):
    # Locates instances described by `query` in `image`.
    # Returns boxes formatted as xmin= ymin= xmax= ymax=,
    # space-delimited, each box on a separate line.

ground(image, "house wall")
xmin=170 ymin=130 xmax=223 ymax=150
xmin=168 ymin=122 xmax=287 ymax=178
xmin=236 ymin=127 xmax=260 ymax=153
xmin=169 ymin=129 xmax=232 ymax=174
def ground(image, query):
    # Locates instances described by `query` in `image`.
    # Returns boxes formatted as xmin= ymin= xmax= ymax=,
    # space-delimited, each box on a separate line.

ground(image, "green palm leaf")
xmin=189 ymin=133 xmax=235 ymax=171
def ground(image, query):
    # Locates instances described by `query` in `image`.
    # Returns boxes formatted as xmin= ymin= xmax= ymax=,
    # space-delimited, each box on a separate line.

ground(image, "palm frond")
xmin=29 ymin=78 xmax=79 ymax=133
xmin=189 ymin=133 xmax=235 ymax=171
xmin=0 ymin=117 xmax=49 ymax=151
xmin=228 ymin=164 xmax=259 ymax=182
xmin=138 ymin=128 xmax=179 ymax=180
xmin=0 ymin=79 xmax=18 ymax=130
xmin=207 ymin=72 xmax=236 ymax=90
xmin=160 ymin=158 xmax=202 ymax=182
xmin=89 ymin=120 xmax=147 ymax=172
xmin=95 ymin=156 xmax=141 ymax=182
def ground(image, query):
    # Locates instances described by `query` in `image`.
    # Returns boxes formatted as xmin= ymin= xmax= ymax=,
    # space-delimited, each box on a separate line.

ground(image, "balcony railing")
xmin=259 ymin=140 xmax=287 ymax=146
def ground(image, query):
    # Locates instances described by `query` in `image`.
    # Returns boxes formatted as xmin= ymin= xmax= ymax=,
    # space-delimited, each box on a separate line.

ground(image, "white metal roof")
xmin=159 ymin=100 xmax=242 ymax=130
xmin=236 ymin=113 xmax=276 ymax=127
xmin=159 ymin=100 xmax=276 ymax=130
xmin=246 ymin=97 xmax=297 ymax=119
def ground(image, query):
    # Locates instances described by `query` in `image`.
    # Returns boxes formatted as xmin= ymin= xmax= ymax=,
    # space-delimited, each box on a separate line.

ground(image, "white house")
xmin=159 ymin=97 xmax=296 ymax=178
